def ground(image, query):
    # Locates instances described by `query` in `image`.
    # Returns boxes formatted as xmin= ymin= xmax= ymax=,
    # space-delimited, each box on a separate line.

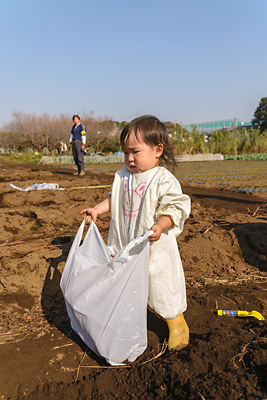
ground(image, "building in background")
xmin=183 ymin=118 xmax=252 ymax=134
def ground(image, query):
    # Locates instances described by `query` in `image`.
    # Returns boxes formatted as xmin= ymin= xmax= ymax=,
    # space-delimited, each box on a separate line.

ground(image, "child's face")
xmin=122 ymin=132 xmax=163 ymax=174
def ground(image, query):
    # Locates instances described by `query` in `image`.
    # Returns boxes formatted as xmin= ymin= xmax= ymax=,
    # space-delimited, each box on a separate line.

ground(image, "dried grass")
xmin=0 ymin=305 xmax=53 ymax=345
xmin=75 ymin=340 xmax=168 ymax=381
xmin=202 ymin=274 xmax=267 ymax=286
xmin=231 ymin=338 xmax=267 ymax=369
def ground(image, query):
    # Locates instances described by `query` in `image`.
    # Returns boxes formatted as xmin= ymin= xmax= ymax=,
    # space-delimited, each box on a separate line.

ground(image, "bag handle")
xmin=73 ymin=220 xmax=101 ymax=251
xmin=60 ymin=220 xmax=86 ymax=291
xmin=115 ymin=229 xmax=153 ymax=262
xmin=71 ymin=219 xmax=86 ymax=251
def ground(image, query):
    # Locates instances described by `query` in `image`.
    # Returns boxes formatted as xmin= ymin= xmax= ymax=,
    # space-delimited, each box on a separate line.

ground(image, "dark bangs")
xmin=120 ymin=115 xmax=177 ymax=167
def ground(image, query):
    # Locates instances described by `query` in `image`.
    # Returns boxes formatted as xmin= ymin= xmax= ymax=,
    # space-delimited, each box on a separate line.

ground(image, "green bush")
xmin=100 ymin=137 xmax=121 ymax=153
xmin=1 ymin=153 xmax=42 ymax=163
xmin=224 ymin=153 xmax=267 ymax=160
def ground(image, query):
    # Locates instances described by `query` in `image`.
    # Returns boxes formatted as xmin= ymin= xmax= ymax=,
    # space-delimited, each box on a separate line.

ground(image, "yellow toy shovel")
xmin=217 ymin=310 xmax=264 ymax=321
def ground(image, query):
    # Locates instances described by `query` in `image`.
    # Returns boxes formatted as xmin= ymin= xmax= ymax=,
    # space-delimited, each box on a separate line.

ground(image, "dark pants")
xmin=72 ymin=140 xmax=84 ymax=173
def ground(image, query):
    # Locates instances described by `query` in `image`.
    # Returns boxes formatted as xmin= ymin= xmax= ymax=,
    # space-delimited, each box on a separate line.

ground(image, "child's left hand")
xmin=148 ymin=224 xmax=163 ymax=242
xmin=149 ymin=215 xmax=174 ymax=242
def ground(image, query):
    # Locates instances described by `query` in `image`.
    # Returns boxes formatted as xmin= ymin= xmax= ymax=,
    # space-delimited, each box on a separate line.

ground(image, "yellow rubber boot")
xmin=166 ymin=313 xmax=189 ymax=351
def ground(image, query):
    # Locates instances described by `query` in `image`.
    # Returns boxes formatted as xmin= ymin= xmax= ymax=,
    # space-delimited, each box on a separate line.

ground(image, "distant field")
xmin=175 ymin=160 xmax=267 ymax=192
xmin=82 ymin=160 xmax=267 ymax=193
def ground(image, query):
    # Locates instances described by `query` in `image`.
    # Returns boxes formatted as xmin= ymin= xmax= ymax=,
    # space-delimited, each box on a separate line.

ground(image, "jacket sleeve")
xmin=80 ymin=125 xmax=86 ymax=144
xmin=155 ymin=174 xmax=191 ymax=235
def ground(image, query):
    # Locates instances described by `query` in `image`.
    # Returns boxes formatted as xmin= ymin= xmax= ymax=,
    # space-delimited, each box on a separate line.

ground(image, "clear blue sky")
xmin=1 ymin=0 xmax=266 ymax=127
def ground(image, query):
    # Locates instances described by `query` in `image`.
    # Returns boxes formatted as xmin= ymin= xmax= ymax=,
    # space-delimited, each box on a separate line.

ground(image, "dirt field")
xmin=0 ymin=157 xmax=266 ymax=400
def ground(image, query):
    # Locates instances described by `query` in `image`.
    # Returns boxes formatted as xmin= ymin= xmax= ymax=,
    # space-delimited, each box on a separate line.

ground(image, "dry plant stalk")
xmin=75 ymin=340 xmax=168 ymax=381
xmin=204 ymin=274 xmax=267 ymax=286
xmin=201 ymin=225 xmax=213 ymax=234
xmin=231 ymin=338 xmax=267 ymax=369
xmin=68 ymin=203 xmax=81 ymax=210
xmin=76 ymin=349 xmax=88 ymax=382
xmin=252 ymin=202 xmax=267 ymax=217
xmin=252 ymin=206 xmax=260 ymax=217
xmin=0 ymin=240 xmax=27 ymax=247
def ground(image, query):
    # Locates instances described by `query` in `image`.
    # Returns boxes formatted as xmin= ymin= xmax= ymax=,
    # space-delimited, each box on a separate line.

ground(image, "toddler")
xmin=81 ymin=115 xmax=191 ymax=351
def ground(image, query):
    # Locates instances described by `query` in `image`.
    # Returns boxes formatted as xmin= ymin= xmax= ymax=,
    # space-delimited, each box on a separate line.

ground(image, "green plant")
xmin=224 ymin=153 xmax=267 ymax=160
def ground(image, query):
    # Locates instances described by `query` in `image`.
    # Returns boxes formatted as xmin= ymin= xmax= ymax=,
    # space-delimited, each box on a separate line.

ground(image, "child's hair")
xmin=120 ymin=115 xmax=177 ymax=167
xmin=72 ymin=114 xmax=80 ymax=121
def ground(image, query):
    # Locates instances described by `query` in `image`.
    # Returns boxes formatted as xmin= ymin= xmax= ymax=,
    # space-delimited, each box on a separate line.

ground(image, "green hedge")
xmin=224 ymin=153 xmax=267 ymax=160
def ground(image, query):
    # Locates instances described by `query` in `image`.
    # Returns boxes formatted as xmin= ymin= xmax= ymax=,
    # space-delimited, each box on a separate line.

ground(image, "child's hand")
xmin=149 ymin=215 xmax=174 ymax=242
xmin=80 ymin=198 xmax=111 ymax=224
xmin=80 ymin=208 xmax=98 ymax=224
xmin=148 ymin=224 xmax=163 ymax=242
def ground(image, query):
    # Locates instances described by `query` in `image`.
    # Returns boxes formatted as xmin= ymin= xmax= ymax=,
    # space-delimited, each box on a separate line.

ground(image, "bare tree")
xmin=1 ymin=111 xmax=120 ymax=155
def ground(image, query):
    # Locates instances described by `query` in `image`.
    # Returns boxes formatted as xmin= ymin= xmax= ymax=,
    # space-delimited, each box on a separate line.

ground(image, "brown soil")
xmin=0 ymin=158 xmax=266 ymax=400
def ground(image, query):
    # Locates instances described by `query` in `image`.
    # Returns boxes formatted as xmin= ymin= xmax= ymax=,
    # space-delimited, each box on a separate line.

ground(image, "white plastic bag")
xmin=60 ymin=221 xmax=152 ymax=365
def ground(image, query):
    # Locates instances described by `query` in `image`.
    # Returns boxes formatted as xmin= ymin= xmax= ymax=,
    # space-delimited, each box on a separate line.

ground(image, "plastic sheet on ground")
xmin=10 ymin=183 xmax=64 ymax=191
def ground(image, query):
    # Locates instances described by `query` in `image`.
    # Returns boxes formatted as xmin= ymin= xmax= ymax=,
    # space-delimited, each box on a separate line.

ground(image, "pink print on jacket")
xmin=121 ymin=179 xmax=147 ymax=217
